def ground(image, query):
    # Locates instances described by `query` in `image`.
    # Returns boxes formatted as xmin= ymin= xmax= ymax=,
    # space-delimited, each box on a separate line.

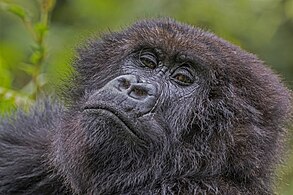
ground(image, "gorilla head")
xmin=50 ymin=19 xmax=291 ymax=194
xmin=0 ymin=18 xmax=291 ymax=195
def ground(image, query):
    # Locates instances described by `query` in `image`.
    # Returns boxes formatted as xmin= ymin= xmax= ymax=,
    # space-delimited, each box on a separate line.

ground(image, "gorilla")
xmin=0 ymin=18 xmax=292 ymax=195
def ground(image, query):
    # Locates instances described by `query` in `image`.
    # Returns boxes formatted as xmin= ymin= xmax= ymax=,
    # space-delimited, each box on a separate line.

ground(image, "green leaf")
xmin=35 ymin=22 xmax=48 ymax=38
xmin=8 ymin=4 xmax=28 ymax=21
xmin=30 ymin=51 xmax=42 ymax=64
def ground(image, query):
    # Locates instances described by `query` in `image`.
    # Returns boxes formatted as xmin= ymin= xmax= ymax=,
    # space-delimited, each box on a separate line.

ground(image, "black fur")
xmin=0 ymin=18 xmax=292 ymax=195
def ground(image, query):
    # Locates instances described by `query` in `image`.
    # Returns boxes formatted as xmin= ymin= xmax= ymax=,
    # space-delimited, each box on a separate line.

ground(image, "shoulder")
xmin=0 ymin=98 xmax=65 ymax=144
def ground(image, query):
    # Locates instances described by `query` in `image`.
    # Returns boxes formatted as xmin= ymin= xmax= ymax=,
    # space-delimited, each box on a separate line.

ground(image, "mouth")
xmin=83 ymin=104 xmax=143 ymax=141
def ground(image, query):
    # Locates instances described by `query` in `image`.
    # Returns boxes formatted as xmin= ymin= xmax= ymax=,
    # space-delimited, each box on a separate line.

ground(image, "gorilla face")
xmin=51 ymin=19 xmax=291 ymax=194
xmin=83 ymin=47 xmax=206 ymax=144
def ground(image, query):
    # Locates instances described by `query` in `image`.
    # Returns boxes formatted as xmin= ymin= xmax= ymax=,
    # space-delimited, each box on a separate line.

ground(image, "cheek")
xmin=160 ymin=98 xmax=195 ymax=135
xmin=166 ymin=83 xmax=199 ymax=104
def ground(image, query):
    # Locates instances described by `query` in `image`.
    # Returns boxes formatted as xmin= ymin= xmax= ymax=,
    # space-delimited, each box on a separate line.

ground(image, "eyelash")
xmin=171 ymin=67 xmax=194 ymax=85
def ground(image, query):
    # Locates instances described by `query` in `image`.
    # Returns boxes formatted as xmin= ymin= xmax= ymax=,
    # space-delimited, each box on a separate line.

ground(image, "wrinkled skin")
xmin=0 ymin=19 xmax=292 ymax=195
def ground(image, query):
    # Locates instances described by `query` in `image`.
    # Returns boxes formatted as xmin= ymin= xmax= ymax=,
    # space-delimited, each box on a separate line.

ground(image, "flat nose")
xmin=115 ymin=75 xmax=156 ymax=101
xmin=94 ymin=74 xmax=158 ymax=115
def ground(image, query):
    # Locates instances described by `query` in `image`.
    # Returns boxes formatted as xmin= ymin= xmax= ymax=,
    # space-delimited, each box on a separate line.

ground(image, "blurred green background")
xmin=0 ymin=0 xmax=292 ymax=194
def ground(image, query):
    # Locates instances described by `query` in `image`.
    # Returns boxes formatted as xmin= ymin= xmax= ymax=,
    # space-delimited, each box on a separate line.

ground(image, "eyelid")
xmin=175 ymin=68 xmax=193 ymax=79
xmin=138 ymin=49 xmax=159 ymax=68
xmin=140 ymin=49 xmax=157 ymax=58
xmin=170 ymin=66 xmax=195 ymax=85
xmin=173 ymin=65 xmax=194 ymax=77
xmin=140 ymin=52 xmax=157 ymax=61
xmin=180 ymin=61 xmax=195 ymax=71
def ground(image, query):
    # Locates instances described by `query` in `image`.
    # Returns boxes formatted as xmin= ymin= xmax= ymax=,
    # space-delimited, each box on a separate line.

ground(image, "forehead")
xmin=121 ymin=19 xmax=228 ymax=63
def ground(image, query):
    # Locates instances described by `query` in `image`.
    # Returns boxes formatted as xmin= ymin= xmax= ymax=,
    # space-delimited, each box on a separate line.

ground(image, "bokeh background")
xmin=0 ymin=0 xmax=292 ymax=194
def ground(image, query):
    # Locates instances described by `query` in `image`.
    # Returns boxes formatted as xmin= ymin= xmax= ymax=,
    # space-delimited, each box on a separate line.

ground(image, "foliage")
xmin=0 ymin=0 xmax=55 ymax=110
xmin=0 ymin=0 xmax=292 ymax=194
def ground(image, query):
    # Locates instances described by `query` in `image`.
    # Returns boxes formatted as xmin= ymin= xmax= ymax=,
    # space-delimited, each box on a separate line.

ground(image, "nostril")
xmin=129 ymin=87 xmax=148 ymax=100
xmin=118 ymin=78 xmax=131 ymax=90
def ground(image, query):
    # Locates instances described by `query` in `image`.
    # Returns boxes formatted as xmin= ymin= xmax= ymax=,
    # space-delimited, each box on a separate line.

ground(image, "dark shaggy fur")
xmin=0 ymin=18 xmax=292 ymax=195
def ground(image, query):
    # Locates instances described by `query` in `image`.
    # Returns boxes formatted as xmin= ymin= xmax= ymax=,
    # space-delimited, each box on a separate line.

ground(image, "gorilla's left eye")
xmin=139 ymin=51 xmax=158 ymax=69
xmin=174 ymin=74 xmax=193 ymax=85
xmin=172 ymin=68 xmax=194 ymax=86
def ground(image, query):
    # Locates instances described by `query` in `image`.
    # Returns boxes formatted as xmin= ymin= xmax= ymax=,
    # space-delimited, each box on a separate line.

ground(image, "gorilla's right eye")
xmin=139 ymin=51 xmax=158 ymax=69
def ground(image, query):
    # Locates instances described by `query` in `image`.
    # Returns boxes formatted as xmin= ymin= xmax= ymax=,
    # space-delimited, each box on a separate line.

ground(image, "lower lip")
xmin=83 ymin=108 xmax=141 ymax=140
